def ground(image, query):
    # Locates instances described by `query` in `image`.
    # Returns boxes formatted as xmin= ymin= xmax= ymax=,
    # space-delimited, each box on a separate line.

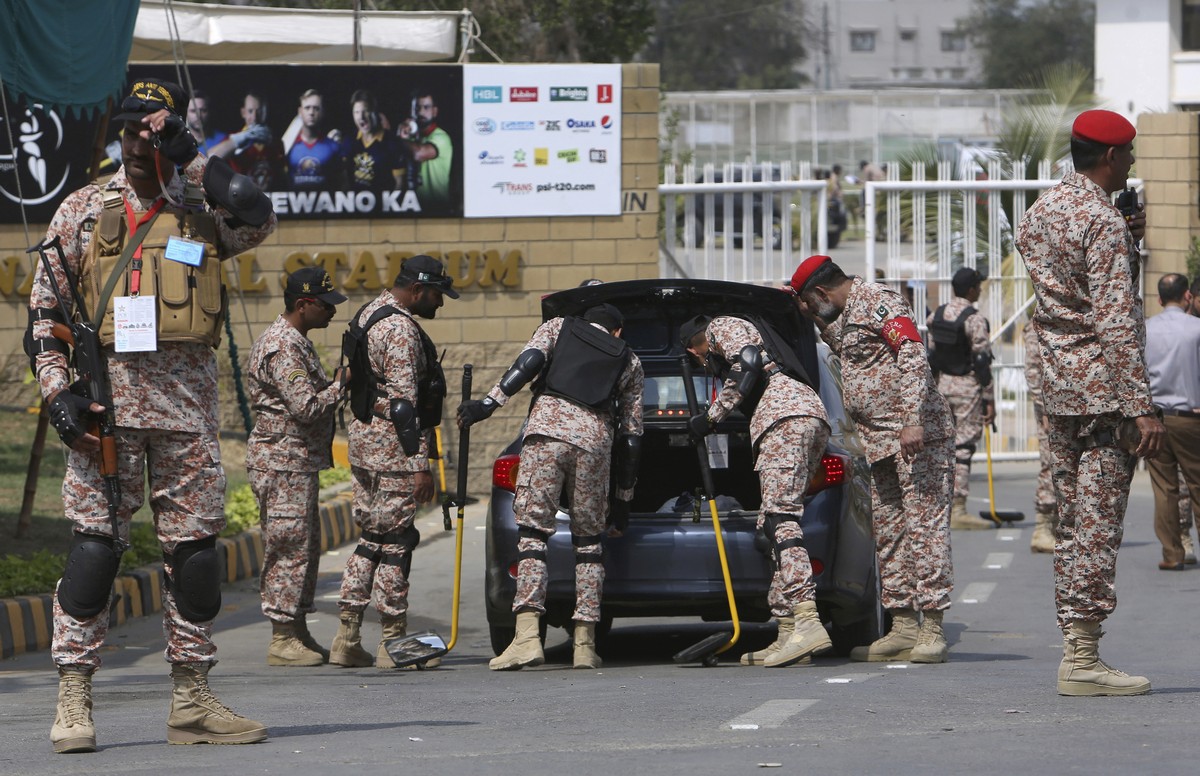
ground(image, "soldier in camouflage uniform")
xmin=458 ymin=304 xmax=644 ymax=670
xmin=790 ymin=254 xmax=955 ymax=664
xmin=680 ymin=314 xmax=832 ymax=668
xmin=927 ymin=267 xmax=996 ymax=530
xmin=329 ymin=256 xmax=457 ymax=669
xmin=1024 ymin=319 xmax=1057 ymax=553
xmin=1016 ymin=109 xmax=1164 ymax=696
xmin=27 ymin=79 xmax=275 ymax=753
xmin=246 ymin=266 xmax=347 ymax=667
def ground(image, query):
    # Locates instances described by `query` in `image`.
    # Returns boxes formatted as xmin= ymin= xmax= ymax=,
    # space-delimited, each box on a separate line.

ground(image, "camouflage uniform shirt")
xmin=29 ymin=159 xmax=278 ymax=431
xmin=822 ymin=277 xmax=953 ymax=463
xmin=1015 ymin=171 xmax=1154 ymax=418
xmin=246 ymin=315 xmax=342 ymax=473
xmin=702 ymin=316 xmax=829 ymax=451
xmin=347 ymin=290 xmax=431 ymax=473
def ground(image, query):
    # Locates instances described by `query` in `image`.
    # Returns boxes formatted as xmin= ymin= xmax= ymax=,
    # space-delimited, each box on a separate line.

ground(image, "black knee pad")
xmin=58 ymin=531 xmax=120 ymax=620
xmin=168 ymin=536 xmax=222 ymax=623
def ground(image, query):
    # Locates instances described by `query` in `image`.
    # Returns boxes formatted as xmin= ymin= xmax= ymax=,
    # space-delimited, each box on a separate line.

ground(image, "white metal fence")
xmin=658 ymin=160 xmax=1146 ymax=461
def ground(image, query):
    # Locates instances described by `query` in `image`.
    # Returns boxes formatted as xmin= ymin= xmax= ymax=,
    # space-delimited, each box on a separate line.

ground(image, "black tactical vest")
xmin=541 ymin=317 xmax=630 ymax=411
xmin=927 ymin=304 xmax=974 ymax=376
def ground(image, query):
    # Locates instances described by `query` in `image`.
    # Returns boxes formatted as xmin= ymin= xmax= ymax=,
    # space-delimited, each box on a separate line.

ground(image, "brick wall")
xmin=0 ymin=63 xmax=661 ymax=497
xmin=1137 ymin=111 xmax=1199 ymax=314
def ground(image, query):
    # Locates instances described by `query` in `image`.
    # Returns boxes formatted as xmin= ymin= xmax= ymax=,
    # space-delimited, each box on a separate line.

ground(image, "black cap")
xmin=678 ymin=314 xmax=711 ymax=348
xmin=952 ymin=266 xmax=987 ymax=296
xmin=202 ymin=155 xmax=273 ymax=228
xmin=583 ymin=303 xmax=623 ymax=332
xmin=113 ymin=78 xmax=187 ymax=121
xmin=397 ymin=255 xmax=459 ymax=299
xmin=286 ymin=266 xmax=347 ymax=305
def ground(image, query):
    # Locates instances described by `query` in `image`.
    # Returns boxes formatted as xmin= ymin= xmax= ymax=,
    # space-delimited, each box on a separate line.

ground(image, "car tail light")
xmin=810 ymin=558 xmax=824 ymax=576
xmin=807 ymin=454 xmax=847 ymax=496
xmin=508 ymin=562 xmax=520 ymax=580
xmin=493 ymin=454 xmax=520 ymax=492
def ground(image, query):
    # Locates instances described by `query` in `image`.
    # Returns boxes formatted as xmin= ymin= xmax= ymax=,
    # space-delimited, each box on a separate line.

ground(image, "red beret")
xmin=1071 ymin=110 xmax=1136 ymax=146
xmin=790 ymin=255 xmax=832 ymax=294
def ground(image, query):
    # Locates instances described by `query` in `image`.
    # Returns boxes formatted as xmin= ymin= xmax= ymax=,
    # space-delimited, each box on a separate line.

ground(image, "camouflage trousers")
xmin=1033 ymin=405 xmax=1056 ymax=513
xmin=249 ymin=468 xmax=321 ymax=624
xmin=339 ymin=467 xmax=418 ymax=618
xmin=1046 ymin=414 xmax=1136 ymax=629
xmin=870 ymin=435 xmax=955 ymax=612
xmin=512 ymin=435 xmax=608 ymax=623
xmin=756 ymin=416 xmax=829 ymax=617
xmin=54 ymin=428 xmax=225 ymax=669
xmin=941 ymin=379 xmax=984 ymax=499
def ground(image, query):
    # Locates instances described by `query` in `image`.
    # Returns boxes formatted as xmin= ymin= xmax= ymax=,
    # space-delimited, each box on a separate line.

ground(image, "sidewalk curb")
xmin=0 ymin=491 xmax=358 ymax=661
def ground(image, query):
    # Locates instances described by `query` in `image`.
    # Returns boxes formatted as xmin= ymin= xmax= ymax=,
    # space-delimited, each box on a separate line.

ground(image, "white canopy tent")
xmin=132 ymin=1 xmax=474 ymax=63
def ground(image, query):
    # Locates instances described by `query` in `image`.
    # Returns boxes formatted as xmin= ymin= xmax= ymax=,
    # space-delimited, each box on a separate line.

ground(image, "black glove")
xmin=155 ymin=114 xmax=199 ymax=167
xmin=607 ymin=499 xmax=631 ymax=533
xmin=457 ymin=397 xmax=498 ymax=428
xmin=48 ymin=390 xmax=97 ymax=447
xmin=688 ymin=413 xmax=713 ymax=439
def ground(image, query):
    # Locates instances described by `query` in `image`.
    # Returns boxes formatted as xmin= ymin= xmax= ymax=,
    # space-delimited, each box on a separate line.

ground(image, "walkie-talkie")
xmin=1115 ymin=187 xmax=1138 ymax=218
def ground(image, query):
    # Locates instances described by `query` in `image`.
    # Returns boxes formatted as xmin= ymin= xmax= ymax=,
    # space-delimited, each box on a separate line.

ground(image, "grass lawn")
xmin=0 ymin=407 xmax=249 ymax=563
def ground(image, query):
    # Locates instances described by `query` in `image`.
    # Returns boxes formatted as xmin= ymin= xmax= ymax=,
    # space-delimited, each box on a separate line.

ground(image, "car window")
xmin=622 ymin=318 xmax=669 ymax=353
xmin=643 ymin=374 xmax=711 ymax=415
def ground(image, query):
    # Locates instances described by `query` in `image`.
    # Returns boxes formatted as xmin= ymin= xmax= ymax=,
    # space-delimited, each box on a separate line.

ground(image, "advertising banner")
xmin=461 ymin=64 xmax=622 ymax=218
xmin=1 ymin=63 xmax=465 ymax=223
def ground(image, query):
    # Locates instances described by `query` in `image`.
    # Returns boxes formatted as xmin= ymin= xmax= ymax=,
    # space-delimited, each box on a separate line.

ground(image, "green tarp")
xmin=0 ymin=0 xmax=140 ymax=117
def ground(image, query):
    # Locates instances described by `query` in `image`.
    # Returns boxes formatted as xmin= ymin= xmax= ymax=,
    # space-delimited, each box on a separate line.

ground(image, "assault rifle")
xmin=28 ymin=236 xmax=126 ymax=551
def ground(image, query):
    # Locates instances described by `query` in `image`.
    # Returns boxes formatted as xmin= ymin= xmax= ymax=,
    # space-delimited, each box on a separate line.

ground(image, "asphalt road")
xmin=3 ymin=461 xmax=1199 ymax=775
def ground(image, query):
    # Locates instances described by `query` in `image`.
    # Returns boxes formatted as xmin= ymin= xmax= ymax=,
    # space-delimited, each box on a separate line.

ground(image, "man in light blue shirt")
xmin=1145 ymin=273 xmax=1200 ymax=570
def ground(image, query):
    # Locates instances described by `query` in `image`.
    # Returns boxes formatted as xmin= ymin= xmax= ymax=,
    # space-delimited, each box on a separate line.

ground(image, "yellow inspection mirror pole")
xmin=673 ymin=355 xmax=740 ymax=666
xmin=433 ymin=427 xmax=449 ymax=503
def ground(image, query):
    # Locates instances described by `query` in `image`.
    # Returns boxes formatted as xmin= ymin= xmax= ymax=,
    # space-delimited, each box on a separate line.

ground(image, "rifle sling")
xmin=92 ymin=211 xmax=163 ymax=328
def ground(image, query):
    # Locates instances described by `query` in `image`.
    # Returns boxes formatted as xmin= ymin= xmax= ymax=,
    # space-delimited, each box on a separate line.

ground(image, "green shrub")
xmin=119 ymin=522 xmax=161 ymax=573
xmin=222 ymin=484 xmax=261 ymax=537
xmin=0 ymin=549 xmax=64 ymax=598
xmin=319 ymin=465 xmax=352 ymax=489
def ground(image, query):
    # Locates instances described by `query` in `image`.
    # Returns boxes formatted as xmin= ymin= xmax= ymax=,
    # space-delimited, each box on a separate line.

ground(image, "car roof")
xmin=541 ymin=279 xmax=820 ymax=390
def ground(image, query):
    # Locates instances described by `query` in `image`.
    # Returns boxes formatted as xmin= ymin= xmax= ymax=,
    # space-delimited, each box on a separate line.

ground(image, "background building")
xmin=1095 ymin=0 xmax=1200 ymax=119
xmin=802 ymin=0 xmax=981 ymax=89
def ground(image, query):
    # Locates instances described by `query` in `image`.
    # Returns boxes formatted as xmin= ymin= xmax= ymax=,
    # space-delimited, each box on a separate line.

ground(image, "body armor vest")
xmin=82 ymin=186 xmax=225 ymax=348
xmin=541 ymin=317 xmax=630 ymax=411
xmin=928 ymin=304 xmax=974 ymax=376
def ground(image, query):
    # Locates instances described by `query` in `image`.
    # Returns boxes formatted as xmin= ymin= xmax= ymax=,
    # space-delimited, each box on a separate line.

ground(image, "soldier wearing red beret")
xmin=789 ymin=255 xmax=957 ymax=664
xmin=1016 ymin=108 xmax=1165 ymax=696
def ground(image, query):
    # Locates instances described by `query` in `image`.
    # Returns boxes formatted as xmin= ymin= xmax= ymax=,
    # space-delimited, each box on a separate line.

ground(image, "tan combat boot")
xmin=374 ymin=613 xmax=442 ymax=670
xmin=50 ymin=667 xmax=96 ymax=754
xmin=950 ymin=496 xmax=994 ymax=530
xmin=1057 ymin=621 xmax=1150 ymax=696
xmin=1029 ymin=509 xmax=1056 ymax=554
xmin=294 ymin=614 xmax=330 ymax=662
xmin=573 ymin=621 xmax=602 ymax=669
xmin=329 ymin=610 xmax=374 ymax=667
xmin=267 ymin=620 xmax=324 ymax=667
xmin=764 ymin=601 xmax=832 ymax=667
xmin=910 ymin=609 xmax=949 ymax=663
xmin=1182 ymin=530 xmax=1197 ymax=565
xmin=489 ymin=611 xmax=545 ymax=671
xmin=741 ymin=617 xmax=795 ymax=666
xmin=167 ymin=663 xmax=268 ymax=745
xmin=850 ymin=608 xmax=920 ymax=662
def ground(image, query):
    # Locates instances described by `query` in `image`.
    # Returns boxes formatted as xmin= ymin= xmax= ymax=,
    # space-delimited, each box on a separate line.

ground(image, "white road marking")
xmin=983 ymin=552 xmax=1014 ymax=570
xmin=959 ymin=581 xmax=996 ymax=604
xmin=725 ymin=699 xmax=819 ymax=729
xmin=997 ymin=529 xmax=1020 ymax=542
xmin=823 ymin=673 xmax=878 ymax=684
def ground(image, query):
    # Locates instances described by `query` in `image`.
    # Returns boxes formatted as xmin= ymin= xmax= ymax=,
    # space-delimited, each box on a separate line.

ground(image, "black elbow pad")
xmin=498 ymin=349 xmax=545 ymax=397
xmin=973 ymin=352 xmax=993 ymax=388
xmin=735 ymin=345 xmax=763 ymax=396
xmin=390 ymin=398 xmax=421 ymax=456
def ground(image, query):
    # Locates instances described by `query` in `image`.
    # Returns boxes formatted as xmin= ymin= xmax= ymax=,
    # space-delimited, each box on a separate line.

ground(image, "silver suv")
xmin=483 ymin=279 xmax=882 ymax=657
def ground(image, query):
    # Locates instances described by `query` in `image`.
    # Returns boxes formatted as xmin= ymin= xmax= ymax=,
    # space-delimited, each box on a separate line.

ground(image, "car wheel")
xmin=488 ymin=619 xmax=549 ymax=656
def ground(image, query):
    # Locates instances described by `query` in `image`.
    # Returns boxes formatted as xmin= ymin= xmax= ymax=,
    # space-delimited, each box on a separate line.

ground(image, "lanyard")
xmin=121 ymin=198 xmax=164 ymax=296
